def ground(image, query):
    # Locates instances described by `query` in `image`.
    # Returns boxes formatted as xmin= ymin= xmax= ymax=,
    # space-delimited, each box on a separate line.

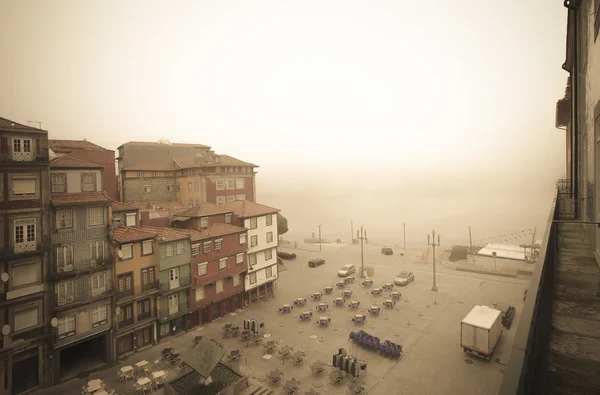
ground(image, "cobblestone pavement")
xmin=41 ymin=242 xmax=529 ymax=395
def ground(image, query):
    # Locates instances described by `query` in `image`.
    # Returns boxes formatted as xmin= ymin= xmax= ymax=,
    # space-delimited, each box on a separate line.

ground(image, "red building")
xmin=48 ymin=140 xmax=117 ymax=201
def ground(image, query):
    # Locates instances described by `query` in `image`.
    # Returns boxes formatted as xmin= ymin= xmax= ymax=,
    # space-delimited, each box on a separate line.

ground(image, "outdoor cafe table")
xmin=152 ymin=370 xmax=166 ymax=380
xmin=137 ymin=377 xmax=152 ymax=386
xmin=86 ymin=379 xmax=102 ymax=393
xmin=94 ymin=390 xmax=108 ymax=395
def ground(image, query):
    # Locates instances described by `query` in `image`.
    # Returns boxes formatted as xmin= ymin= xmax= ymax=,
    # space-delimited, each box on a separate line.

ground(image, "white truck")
xmin=461 ymin=305 xmax=503 ymax=359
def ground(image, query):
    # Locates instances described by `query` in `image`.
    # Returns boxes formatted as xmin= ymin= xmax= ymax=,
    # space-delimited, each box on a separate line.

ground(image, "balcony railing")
xmin=159 ymin=277 xmax=191 ymax=293
xmin=53 ymin=277 xmax=114 ymax=308
xmin=160 ymin=301 xmax=189 ymax=321
xmin=52 ymin=258 xmax=112 ymax=277
xmin=116 ymin=281 xmax=159 ymax=301
xmin=497 ymin=194 xmax=558 ymax=395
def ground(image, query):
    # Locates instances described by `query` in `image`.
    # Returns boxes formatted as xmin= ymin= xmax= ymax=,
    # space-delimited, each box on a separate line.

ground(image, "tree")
xmin=277 ymin=213 xmax=289 ymax=236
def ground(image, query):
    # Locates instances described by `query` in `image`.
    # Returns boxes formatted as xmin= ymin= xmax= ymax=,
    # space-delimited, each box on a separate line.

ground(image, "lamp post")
xmin=427 ymin=230 xmax=440 ymax=291
xmin=357 ymin=227 xmax=368 ymax=278
xmin=318 ymin=224 xmax=322 ymax=252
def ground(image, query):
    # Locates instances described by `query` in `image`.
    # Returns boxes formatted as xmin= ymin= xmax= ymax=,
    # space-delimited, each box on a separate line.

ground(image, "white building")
xmin=222 ymin=200 xmax=280 ymax=306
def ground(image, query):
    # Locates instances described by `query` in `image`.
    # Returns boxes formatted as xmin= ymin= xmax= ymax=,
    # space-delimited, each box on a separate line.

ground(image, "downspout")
xmin=563 ymin=0 xmax=578 ymax=200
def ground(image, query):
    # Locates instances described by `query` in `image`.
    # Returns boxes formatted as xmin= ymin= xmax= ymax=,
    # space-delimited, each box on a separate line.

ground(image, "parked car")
xmin=381 ymin=247 xmax=393 ymax=255
xmin=338 ymin=264 xmax=356 ymax=277
xmin=278 ymin=251 xmax=297 ymax=260
xmin=394 ymin=270 xmax=415 ymax=286
xmin=308 ymin=258 xmax=326 ymax=268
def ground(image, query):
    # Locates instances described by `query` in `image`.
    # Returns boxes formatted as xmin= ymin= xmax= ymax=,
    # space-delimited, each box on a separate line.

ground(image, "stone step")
xmin=554 ymin=282 xmax=600 ymax=303
xmin=550 ymin=331 xmax=600 ymax=364
xmin=554 ymin=300 xmax=600 ymax=322
xmin=546 ymin=363 xmax=600 ymax=395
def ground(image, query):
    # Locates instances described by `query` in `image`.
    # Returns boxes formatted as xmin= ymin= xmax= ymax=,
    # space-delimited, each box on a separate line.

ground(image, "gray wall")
xmin=118 ymin=145 xmax=210 ymax=171
xmin=123 ymin=176 xmax=177 ymax=205
xmin=158 ymin=239 xmax=191 ymax=271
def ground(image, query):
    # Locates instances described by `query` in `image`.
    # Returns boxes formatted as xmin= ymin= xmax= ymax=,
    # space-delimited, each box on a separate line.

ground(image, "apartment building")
xmin=48 ymin=156 xmax=114 ymax=382
xmin=138 ymin=228 xmax=191 ymax=342
xmin=48 ymin=140 xmax=117 ymax=201
xmin=112 ymin=227 xmax=159 ymax=358
xmin=111 ymin=201 xmax=139 ymax=228
xmin=222 ymin=201 xmax=279 ymax=306
xmin=0 ymin=118 xmax=50 ymax=395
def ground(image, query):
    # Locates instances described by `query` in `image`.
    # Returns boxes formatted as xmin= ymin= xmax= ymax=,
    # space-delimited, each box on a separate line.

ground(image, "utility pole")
xmin=318 ymin=224 xmax=322 ymax=252
xmin=351 ymin=220 xmax=354 ymax=244
xmin=357 ymin=227 xmax=368 ymax=278
xmin=403 ymin=223 xmax=406 ymax=250
xmin=468 ymin=226 xmax=473 ymax=255
xmin=427 ymin=230 xmax=440 ymax=291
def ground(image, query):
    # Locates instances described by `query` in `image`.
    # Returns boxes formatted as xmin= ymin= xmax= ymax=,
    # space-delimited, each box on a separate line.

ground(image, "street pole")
xmin=403 ymin=223 xmax=406 ymax=250
xmin=318 ymin=224 xmax=322 ymax=252
xmin=427 ymin=230 xmax=440 ymax=292
xmin=357 ymin=227 xmax=368 ymax=277
xmin=468 ymin=226 xmax=473 ymax=255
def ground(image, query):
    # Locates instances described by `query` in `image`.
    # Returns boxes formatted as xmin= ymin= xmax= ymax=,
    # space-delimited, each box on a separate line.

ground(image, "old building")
xmin=0 ymin=118 xmax=50 ymax=395
xmin=138 ymin=227 xmax=191 ymax=341
xmin=112 ymin=227 xmax=159 ymax=358
xmin=48 ymin=140 xmax=117 ymax=201
xmin=117 ymin=141 xmax=257 ymax=206
xmin=111 ymin=201 xmax=139 ymax=228
xmin=48 ymin=156 xmax=114 ymax=382
xmin=221 ymin=201 xmax=280 ymax=306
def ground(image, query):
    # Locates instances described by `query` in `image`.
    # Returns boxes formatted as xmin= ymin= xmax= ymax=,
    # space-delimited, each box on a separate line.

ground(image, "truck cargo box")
xmin=461 ymin=305 xmax=503 ymax=359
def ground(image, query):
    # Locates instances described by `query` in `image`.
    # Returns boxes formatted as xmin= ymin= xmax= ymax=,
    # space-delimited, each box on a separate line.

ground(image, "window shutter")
xmin=36 ymin=139 xmax=40 ymax=155
xmin=0 ymin=137 xmax=7 ymax=154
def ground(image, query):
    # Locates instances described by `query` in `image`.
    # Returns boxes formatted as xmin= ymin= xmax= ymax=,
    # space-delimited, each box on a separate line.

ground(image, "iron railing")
xmin=158 ymin=276 xmax=192 ymax=293
xmin=556 ymin=179 xmax=577 ymax=220
xmin=497 ymin=194 xmax=558 ymax=395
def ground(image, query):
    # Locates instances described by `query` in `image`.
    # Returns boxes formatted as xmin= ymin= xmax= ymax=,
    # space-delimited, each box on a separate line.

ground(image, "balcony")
xmin=159 ymin=277 xmax=191 ymax=294
xmin=499 ymin=186 xmax=600 ymax=395
xmin=53 ymin=278 xmax=114 ymax=310
xmin=160 ymin=300 xmax=189 ymax=321
xmin=116 ymin=281 xmax=159 ymax=303
xmin=51 ymin=258 xmax=112 ymax=279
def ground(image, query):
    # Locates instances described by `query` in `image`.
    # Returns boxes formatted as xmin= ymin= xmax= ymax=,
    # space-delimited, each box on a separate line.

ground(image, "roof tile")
xmin=173 ymin=203 xmax=233 ymax=218
xmin=120 ymin=141 xmax=210 ymax=149
xmin=176 ymin=222 xmax=247 ymax=242
xmin=222 ymin=200 xmax=280 ymax=218
xmin=51 ymin=191 xmax=112 ymax=206
xmin=138 ymin=227 xmax=190 ymax=242
xmin=113 ymin=227 xmax=156 ymax=243
xmin=173 ymin=154 xmax=257 ymax=169
xmin=50 ymin=155 xmax=104 ymax=169
xmin=49 ymin=139 xmax=112 ymax=152
xmin=111 ymin=201 xmax=140 ymax=213
xmin=0 ymin=117 xmax=47 ymax=133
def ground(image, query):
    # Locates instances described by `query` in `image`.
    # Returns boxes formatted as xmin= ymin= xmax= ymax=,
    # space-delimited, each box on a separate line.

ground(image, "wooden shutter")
xmin=35 ymin=138 xmax=40 ymax=155
xmin=0 ymin=137 xmax=7 ymax=154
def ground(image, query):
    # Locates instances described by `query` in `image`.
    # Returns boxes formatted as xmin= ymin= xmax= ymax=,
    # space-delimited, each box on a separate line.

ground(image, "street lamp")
xmin=357 ymin=227 xmax=368 ymax=278
xmin=427 ymin=230 xmax=441 ymax=292
xmin=318 ymin=224 xmax=322 ymax=252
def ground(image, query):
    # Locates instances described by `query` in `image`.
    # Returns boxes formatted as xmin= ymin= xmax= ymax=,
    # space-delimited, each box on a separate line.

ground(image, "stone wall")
xmin=123 ymin=176 xmax=177 ymax=205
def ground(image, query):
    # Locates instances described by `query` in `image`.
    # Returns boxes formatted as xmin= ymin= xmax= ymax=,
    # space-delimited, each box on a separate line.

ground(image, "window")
xmin=58 ymin=315 xmax=75 ymax=337
xmin=226 ymin=179 xmax=235 ymax=190
xmin=200 ymin=217 xmax=209 ymax=228
xmin=191 ymin=244 xmax=200 ymax=256
xmin=194 ymin=183 xmax=199 ymax=192
xmin=137 ymin=299 xmax=151 ymax=317
xmin=11 ymin=261 xmax=38 ymax=288
xmin=57 ymin=281 xmax=74 ymax=305
xmin=197 ymin=263 xmax=208 ymax=276
xmin=12 ymin=178 xmax=36 ymax=196
xmin=266 ymin=214 xmax=273 ymax=226
xmin=81 ymin=173 xmax=97 ymax=192
xmin=249 ymin=272 xmax=257 ymax=285
xmin=219 ymin=258 xmax=227 ymax=270
xmin=13 ymin=307 xmax=38 ymax=332
xmin=166 ymin=185 xmax=173 ymax=192
xmin=228 ymin=167 xmax=234 ymax=173
xmin=239 ymin=233 xmax=247 ymax=244
xmin=165 ymin=244 xmax=174 ymax=257
xmin=215 ymin=239 xmax=223 ymax=251
xmin=118 ymin=274 xmax=132 ymax=294
xmin=217 ymin=196 xmax=226 ymax=205
xmin=188 ymin=182 xmax=192 ymax=191
xmin=266 ymin=231 xmax=273 ymax=243
xmin=87 ymin=207 xmax=104 ymax=226
xmin=251 ymin=235 xmax=258 ymax=247
xmin=92 ymin=305 xmax=108 ymax=326
xmin=168 ymin=294 xmax=179 ymax=315
xmin=175 ymin=183 xmax=180 ymax=192
xmin=90 ymin=240 xmax=104 ymax=261
xmin=141 ymin=267 xmax=155 ymax=286
xmin=51 ymin=174 xmax=66 ymax=193
xmin=266 ymin=266 xmax=273 ymax=278
xmin=249 ymin=253 xmax=256 ymax=266
xmin=126 ymin=213 xmax=136 ymax=226
xmin=144 ymin=185 xmax=151 ymax=193
xmin=56 ymin=210 xmax=73 ymax=229
xmin=216 ymin=167 xmax=222 ymax=173
xmin=164 ymin=171 xmax=170 ymax=176
xmin=142 ymin=240 xmax=153 ymax=255
xmin=176 ymin=241 xmax=184 ymax=255
xmin=137 ymin=171 xmax=143 ymax=177
xmin=120 ymin=244 xmax=133 ymax=259
xmin=236 ymin=178 xmax=245 ymax=189
xmin=250 ymin=218 xmax=257 ymax=229
xmin=236 ymin=194 xmax=245 ymax=201
xmin=236 ymin=253 xmax=244 ymax=264
xmin=226 ymin=195 xmax=235 ymax=203
xmin=265 ymin=248 xmax=273 ymax=261
xmin=57 ymin=245 xmax=74 ymax=272
xmin=14 ymin=218 xmax=36 ymax=244
xmin=216 ymin=279 xmax=223 ymax=293
xmin=225 ymin=213 xmax=232 ymax=223
xmin=233 ymin=274 xmax=240 ymax=286
xmin=91 ymin=272 xmax=107 ymax=295
xmin=216 ymin=180 xmax=225 ymax=191
xmin=13 ymin=138 xmax=32 ymax=153
xmin=118 ymin=304 xmax=133 ymax=324
xmin=169 ymin=268 xmax=179 ymax=289
xmin=152 ymin=172 xmax=157 ymax=177
xmin=203 ymin=241 xmax=211 ymax=253
xmin=195 ymin=286 xmax=205 ymax=301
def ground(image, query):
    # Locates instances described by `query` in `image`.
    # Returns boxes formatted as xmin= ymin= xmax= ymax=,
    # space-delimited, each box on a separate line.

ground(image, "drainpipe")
xmin=563 ymin=0 xmax=578 ymax=202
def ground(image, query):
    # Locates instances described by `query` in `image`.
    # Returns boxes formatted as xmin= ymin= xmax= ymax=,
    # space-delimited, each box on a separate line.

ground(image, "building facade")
xmin=48 ymin=156 xmax=114 ymax=383
xmin=112 ymin=227 xmax=159 ymax=358
xmin=222 ymin=201 xmax=279 ymax=306
xmin=48 ymin=140 xmax=117 ymax=201
xmin=0 ymin=118 xmax=50 ymax=395
xmin=111 ymin=201 xmax=140 ymax=228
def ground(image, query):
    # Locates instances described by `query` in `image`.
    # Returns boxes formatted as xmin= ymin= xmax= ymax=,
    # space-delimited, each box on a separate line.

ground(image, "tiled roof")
xmin=173 ymin=154 xmax=257 ymax=169
xmin=113 ymin=226 xmax=156 ymax=243
xmin=176 ymin=222 xmax=247 ymax=242
xmin=174 ymin=203 xmax=233 ymax=218
xmin=49 ymin=139 xmax=112 ymax=152
xmin=50 ymin=155 xmax=104 ymax=169
xmin=138 ymin=227 xmax=190 ymax=242
xmin=222 ymin=200 xmax=280 ymax=218
xmin=51 ymin=191 xmax=112 ymax=206
xmin=111 ymin=201 xmax=139 ymax=212
xmin=121 ymin=163 xmax=175 ymax=171
xmin=0 ymin=117 xmax=46 ymax=133
xmin=119 ymin=141 xmax=211 ymax=149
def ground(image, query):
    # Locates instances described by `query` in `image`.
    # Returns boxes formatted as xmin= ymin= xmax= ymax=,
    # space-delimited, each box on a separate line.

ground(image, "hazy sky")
xmin=0 ymin=1 xmax=569 ymax=244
